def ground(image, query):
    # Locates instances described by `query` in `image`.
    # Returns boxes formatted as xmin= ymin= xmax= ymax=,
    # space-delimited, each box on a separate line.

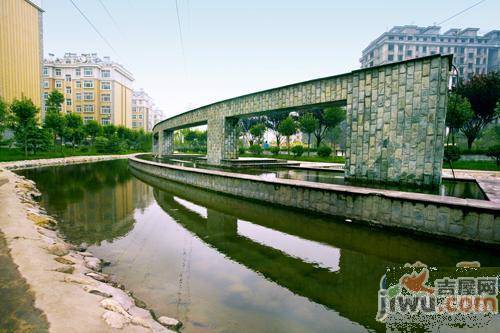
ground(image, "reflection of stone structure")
xmin=153 ymin=55 xmax=451 ymax=186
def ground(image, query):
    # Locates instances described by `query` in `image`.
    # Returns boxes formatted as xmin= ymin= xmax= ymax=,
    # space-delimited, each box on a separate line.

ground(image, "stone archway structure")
xmin=153 ymin=54 xmax=452 ymax=185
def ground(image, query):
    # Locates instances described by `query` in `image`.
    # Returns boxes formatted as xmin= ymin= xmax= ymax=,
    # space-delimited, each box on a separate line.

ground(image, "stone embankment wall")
xmin=0 ymin=154 xmax=136 ymax=170
xmin=130 ymin=157 xmax=500 ymax=246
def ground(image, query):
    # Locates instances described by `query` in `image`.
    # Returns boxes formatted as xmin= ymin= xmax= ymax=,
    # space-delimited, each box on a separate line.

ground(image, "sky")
xmin=40 ymin=0 xmax=499 ymax=120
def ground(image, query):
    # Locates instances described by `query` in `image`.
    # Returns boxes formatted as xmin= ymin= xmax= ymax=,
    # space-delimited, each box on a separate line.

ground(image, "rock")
xmin=157 ymin=316 xmax=181 ymax=329
xmin=28 ymin=213 xmax=57 ymax=230
xmin=63 ymin=276 xmax=96 ymax=286
xmin=79 ymin=251 xmax=94 ymax=257
xmin=131 ymin=316 xmax=151 ymax=328
xmin=84 ymin=256 xmax=102 ymax=271
xmin=100 ymin=299 xmax=130 ymax=318
xmin=102 ymin=310 xmax=130 ymax=329
xmin=47 ymin=243 xmax=69 ymax=256
xmin=55 ymin=265 xmax=74 ymax=274
xmin=54 ymin=257 xmax=75 ymax=265
xmin=88 ymin=289 xmax=112 ymax=298
xmin=85 ymin=272 xmax=110 ymax=282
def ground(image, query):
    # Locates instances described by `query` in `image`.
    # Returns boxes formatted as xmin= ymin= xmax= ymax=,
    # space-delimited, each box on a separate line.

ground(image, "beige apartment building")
xmin=132 ymin=89 xmax=154 ymax=131
xmin=43 ymin=53 xmax=134 ymax=126
xmin=0 ymin=0 xmax=43 ymax=108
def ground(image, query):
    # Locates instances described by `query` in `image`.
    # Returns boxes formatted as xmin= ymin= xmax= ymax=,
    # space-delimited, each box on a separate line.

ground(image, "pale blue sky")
xmin=40 ymin=0 xmax=499 ymax=119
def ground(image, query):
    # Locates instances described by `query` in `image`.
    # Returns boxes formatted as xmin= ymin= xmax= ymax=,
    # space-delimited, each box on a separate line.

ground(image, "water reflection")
xmin=18 ymin=161 xmax=500 ymax=333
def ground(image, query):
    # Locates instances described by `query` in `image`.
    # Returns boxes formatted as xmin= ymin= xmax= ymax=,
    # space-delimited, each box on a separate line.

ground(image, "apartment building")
xmin=151 ymin=108 xmax=165 ymax=129
xmin=0 ymin=0 xmax=43 ymax=108
xmin=42 ymin=53 xmax=134 ymax=126
xmin=360 ymin=26 xmax=499 ymax=81
xmin=132 ymin=89 xmax=154 ymax=131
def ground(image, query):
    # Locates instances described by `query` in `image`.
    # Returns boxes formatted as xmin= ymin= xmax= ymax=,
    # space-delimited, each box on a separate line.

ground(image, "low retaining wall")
xmin=0 ymin=154 xmax=137 ymax=170
xmin=129 ymin=157 xmax=500 ymax=246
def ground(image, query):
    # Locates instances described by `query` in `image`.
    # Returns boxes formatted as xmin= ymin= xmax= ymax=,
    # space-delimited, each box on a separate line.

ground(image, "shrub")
xmin=94 ymin=136 xmax=109 ymax=153
xmin=238 ymin=146 xmax=246 ymax=155
xmin=270 ymin=146 xmax=280 ymax=155
xmin=444 ymin=146 xmax=461 ymax=163
xmin=107 ymin=136 xmax=125 ymax=153
xmin=317 ymin=145 xmax=332 ymax=157
xmin=486 ymin=144 xmax=500 ymax=166
xmin=79 ymin=145 xmax=90 ymax=152
xmin=291 ymin=144 xmax=304 ymax=157
xmin=249 ymin=144 xmax=263 ymax=155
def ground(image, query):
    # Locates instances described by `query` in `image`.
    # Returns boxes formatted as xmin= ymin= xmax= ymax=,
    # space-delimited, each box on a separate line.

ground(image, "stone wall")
xmin=153 ymin=55 xmax=451 ymax=185
xmin=129 ymin=157 xmax=500 ymax=246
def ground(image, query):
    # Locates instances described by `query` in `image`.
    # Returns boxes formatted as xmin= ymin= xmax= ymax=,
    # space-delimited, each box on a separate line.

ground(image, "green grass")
xmin=0 ymin=147 xmax=147 ymax=162
xmin=241 ymin=153 xmax=345 ymax=163
xmin=443 ymin=160 xmax=499 ymax=171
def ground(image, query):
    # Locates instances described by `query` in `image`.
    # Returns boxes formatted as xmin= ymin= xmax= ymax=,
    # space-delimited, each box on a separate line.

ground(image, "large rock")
xmin=102 ymin=310 xmax=130 ymax=329
xmin=84 ymin=256 xmax=102 ymax=271
xmin=100 ymin=299 xmax=130 ymax=318
xmin=158 ymin=316 xmax=181 ymax=329
xmin=47 ymin=243 xmax=69 ymax=256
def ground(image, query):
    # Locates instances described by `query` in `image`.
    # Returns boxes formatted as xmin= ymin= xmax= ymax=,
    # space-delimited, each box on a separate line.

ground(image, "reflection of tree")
xmin=19 ymin=160 xmax=154 ymax=245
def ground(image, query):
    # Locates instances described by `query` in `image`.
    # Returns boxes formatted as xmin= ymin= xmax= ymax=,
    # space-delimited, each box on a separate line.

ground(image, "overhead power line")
xmin=68 ymin=0 xmax=121 ymax=58
xmin=174 ymin=0 xmax=187 ymax=65
xmin=436 ymin=0 xmax=487 ymax=26
xmin=98 ymin=0 xmax=123 ymax=36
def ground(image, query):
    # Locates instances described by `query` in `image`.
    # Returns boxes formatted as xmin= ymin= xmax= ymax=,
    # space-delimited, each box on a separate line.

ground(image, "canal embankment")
xmin=0 ymin=155 xmax=181 ymax=333
xmin=129 ymin=156 xmax=500 ymax=246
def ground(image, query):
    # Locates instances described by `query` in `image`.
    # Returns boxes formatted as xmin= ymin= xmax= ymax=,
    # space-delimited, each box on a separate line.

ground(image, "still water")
xmin=144 ymin=155 xmax=485 ymax=200
xmin=18 ymin=160 xmax=499 ymax=333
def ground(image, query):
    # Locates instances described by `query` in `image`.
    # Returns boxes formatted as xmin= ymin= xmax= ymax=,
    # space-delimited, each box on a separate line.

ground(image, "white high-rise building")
xmin=360 ymin=26 xmax=499 ymax=82
xmin=132 ymin=89 xmax=154 ymax=131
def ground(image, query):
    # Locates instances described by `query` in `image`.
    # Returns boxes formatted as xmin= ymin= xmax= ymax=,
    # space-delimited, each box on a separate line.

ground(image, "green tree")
xmin=0 ymin=97 xmax=10 ymax=141
xmin=264 ymin=111 xmax=288 ymax=147
xmin=27 ymin=126 xmax=53 ymax=154
xmin=44 ymin=90 xmax=66 ymax=149
xmin=103 ymin=124 xmax=117 ymax=138
xmin=64 ymin=113 xmax=84 ymax=149
xmin=446 ymin=92 xmax=473 ymax=146
xmin=486 ymin=145 xmax=500 ymax=166
xmin=249 ymin=123 xmax=266 ymax=145
xmin=457 ymin=72 xmax=500 ymax=149
xmin=84 ymin=120 xmax=102 ymax=146
xmin=313 ymin=106 xmax=346 ymax=147
xmin=278 ymin=116 xmax=297 ymax=155
xmin=299 ymin=113 xmax=318 ymax=156
xmin=10 ymin=98 xmax=39 ymax=158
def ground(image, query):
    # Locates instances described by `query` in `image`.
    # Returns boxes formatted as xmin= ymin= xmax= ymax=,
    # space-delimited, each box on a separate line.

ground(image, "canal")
xmin=18 ymin=160 xmax=500 ymax=333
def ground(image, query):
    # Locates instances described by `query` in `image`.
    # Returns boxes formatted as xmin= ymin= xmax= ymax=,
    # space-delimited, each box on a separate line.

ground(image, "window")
xmin=66 ymin=98 xmax=72 ymax=106
xmin=101 ymin=94 xmax=111 ymax=102
xmin=388 ymin=36 xmax=394 ymax=41
xmin=407 ymin=36 xmax=413 ymax=41
xmin=55 ymin=80 xmax=62 ymax=88
xmin=100 ymin=81 xmax=111 ymax=90
xmin=83 ymin=92 xmax=94 ymax=100
xmin=387 ymin=55 xmax=394 ymax=61
xmin=84 ymin=67 xmax=93 ymax=76
xmin=422 ymin=46 xmax=427 ymax=52
xmin=76 ymin=105 xmax=82 ymax=112
xmin=101 ymin=118 xmax=110 ymax=125
xmin=388 ymin=44 xmax=394 ymax=51
xmin=431 ymin=37 xmax=436 ymax=41
xmin=43 ymin=80 xmax=49 ymax=88
xmin=468 ymin=52 xmax=474 ymax=59
xmin=55 ymin=68 xmax=61 ymax=76
xmin=398 ymin=55 xmax=403 ymax=61
xmin=132 ymin=107 xmax=137 ymax=112
xmin=101 ymin=69 xmax=111 ymax=78
xmin=76 ymin=93 xmax=82 ymax=101
xmin=65 ymin=74 xmax=71 ymax=82
xmin=132 ymin=114 xmax=137 ymax=119
xmin=75 ymin=80 xmax=81 ymax=88
xmin=138 ymin=114 xmax=143 ymax=119
xmin=132 ymin=121 xmax=137 ymax=127
xmin=84 ymin=105 xmax=94 ymax=113
xmin=406 ymin=50 xmax=412 ymax=56
xmin=101 ymin=106 xmax=111 ymax=114
xmin=83 ymin=80 xmax=94 ymax=88
xmin=83 ymin=116 xmax=94 ymax=124
xmin=43 ymin=92 xmax=48 ymax=100
xmin=468 ymin=63 xmax=473 ymax=70
xmin=65 ymin=87 xmax=71 ymax=94
xmin=43 ymin=67 xmax=49 ymax=76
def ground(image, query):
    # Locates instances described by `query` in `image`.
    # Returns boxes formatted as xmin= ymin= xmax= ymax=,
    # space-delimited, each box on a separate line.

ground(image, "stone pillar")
xmin=157 ymin=130 xmax=163 ymax=157
xmin=207 ymin=117 xmax=238 ymax=164
xmin=162 ymin=129 xmax=174 ymax=156
xmin=152 ymin=132 xmax=159 ymax=156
